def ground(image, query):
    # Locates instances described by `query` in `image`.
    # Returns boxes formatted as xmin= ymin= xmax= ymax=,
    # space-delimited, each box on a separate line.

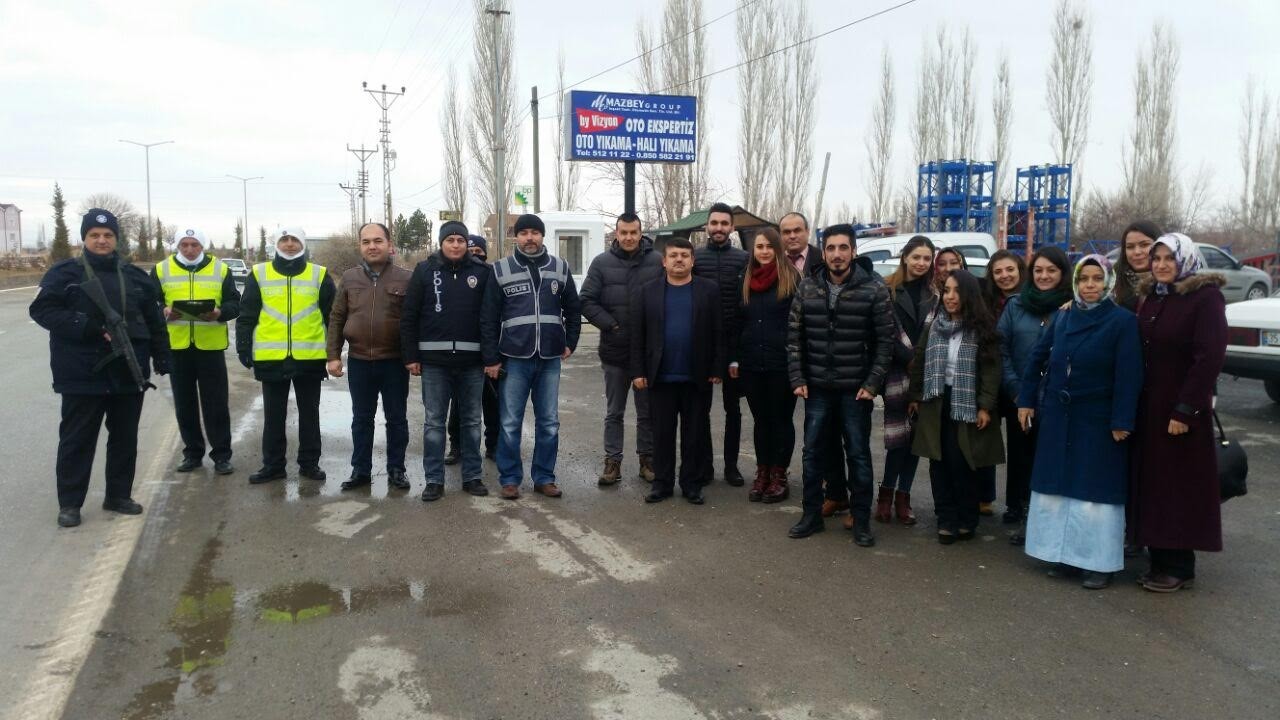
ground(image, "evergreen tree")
xmin=258 ymin=226 xmax=268 ymax=261
xmin=393 ymin=213 xmax=411 ymax=253
xmin=134 ymin=221 xmax=152 ymax=261
xmin=232 ymin=221 xmax=244 ymax=259
xmin=406 ymin=209 xmax=432 ymax=253
xmin=49 ymin=183 xmax=72 ymax=261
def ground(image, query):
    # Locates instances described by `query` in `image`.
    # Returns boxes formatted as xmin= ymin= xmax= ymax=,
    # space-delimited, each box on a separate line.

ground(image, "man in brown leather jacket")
xmin=326 ymin=222 xmax=413 ymax=491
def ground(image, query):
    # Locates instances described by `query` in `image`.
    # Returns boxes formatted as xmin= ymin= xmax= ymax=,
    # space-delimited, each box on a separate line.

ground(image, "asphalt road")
xmin=0 ymin=289 xmax=1276 ymax=719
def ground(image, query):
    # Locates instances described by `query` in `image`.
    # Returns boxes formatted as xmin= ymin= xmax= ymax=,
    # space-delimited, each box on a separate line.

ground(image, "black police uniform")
xmin=29 ymin=251 xmax=171 ymax=512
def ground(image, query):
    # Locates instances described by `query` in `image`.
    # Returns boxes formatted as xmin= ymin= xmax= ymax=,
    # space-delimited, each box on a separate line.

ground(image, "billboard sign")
xmin=563 ymin=90 xmax=697 ymax=164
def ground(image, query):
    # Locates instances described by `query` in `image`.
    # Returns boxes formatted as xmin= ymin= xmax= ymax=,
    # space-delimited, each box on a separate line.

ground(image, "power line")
xmin=387 ymin=0 xmax=438 ymax=75
xmin=657 ymin=0 xmax=922 ymax=94
xmin=362 ymin=0 xmax=409 ymax=78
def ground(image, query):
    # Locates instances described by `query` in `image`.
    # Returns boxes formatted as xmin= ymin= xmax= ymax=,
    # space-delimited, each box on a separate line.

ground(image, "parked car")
xmin=864 ymin=232 xmax=997 ymax=279
xmin=223 ymin=257 xmax=249 ymax=282
xmin=1223 ymin=292 xmax=1280 ymax=403
xmin=1105 ymin=243 xmax=1272 ymax=303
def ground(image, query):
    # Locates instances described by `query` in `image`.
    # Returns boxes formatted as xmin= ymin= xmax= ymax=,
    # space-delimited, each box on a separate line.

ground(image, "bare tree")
xmin=910 ymin=35 xmax=938 ymax=169
xmin=1238 ymin=78 xmax=1280 ymax=234
xmin=991 ymin=52 xmax=1013 ymax=201
xmin=634 ymin=0 xmax=712 ymax=228
xmin=864 ymin=46 xmax=895 ymax=220
xmin=466 ymin=0 xmax=521 ymax=235
xmin=552 ymin=47 xmax=582 ymax=211
xmin=1122 ymin=21 xmax=1180 ymax=226
xmin=950 ymin=27 xmax=978 ymax=159
xmin=770 ymin=0 xmax=818 ymax=219
xmin=1046 ymin=0 xmax=1093 ymax=168
xmin=441 ymin=67 xmax=467 ymax=217
xmin=736 ymin=0 xmax=780 ymax=215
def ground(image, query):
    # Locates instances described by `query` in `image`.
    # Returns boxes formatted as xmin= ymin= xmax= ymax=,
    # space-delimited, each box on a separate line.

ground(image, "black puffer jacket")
xmin=693 ymin=239 xmax=749 ymax=355
xmin=787 ymin=256 xmax=895 ymax=393
xmin=579 ymin=240 xmax=663 ymax=366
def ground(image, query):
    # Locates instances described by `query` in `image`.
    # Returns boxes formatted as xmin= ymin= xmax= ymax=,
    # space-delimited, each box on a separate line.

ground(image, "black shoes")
xmin=176 ymin=458 xmax=201 ymax=473
xmin=1081 ymin=571 xmax=1113 ymax=590
xmin=213 ymin=461 xmax=235 ymax=475
xmin=421 ymin=483 xmax=444 ymax=502
xmin=248 ymin=467 xmax=286 ymax=484
xmin=1002 ymin=508 xmax=1024 ymax=525
xmin=684 ymin=488 xmax=705 ymax=505
xmin=102 ymin=497 xmax=143 ymax=515
xmin=462 ymin=480 xmax=489 ymax=497
xmin=485 ymin=446 xmax=497 ymax=460
xmin=644 ymin=490 xmax=672 ymax=504
xmin=1047 ymin=563 xmax=1083 ymax=579
xmin=57 ymin=507 xmax=81 ymax=528
xmin=852 ymin=526 xmax=876 ymax=548
xmin=724 ymin=467 xmax=744 ymax=487
xmin=443 ymin=446 xmax=461 ymax=465
xmin=341 ymin=472 xmax=372 ymax=491
xmin=788 ymin=514 xmax=825 ymax=539
xmin=387 ymin=469 xmax=411 ymax=490
xmin=937 ymin=531 xmax=956 ymax=545
xmin=299 ymin=466 xmax=326 ymax=481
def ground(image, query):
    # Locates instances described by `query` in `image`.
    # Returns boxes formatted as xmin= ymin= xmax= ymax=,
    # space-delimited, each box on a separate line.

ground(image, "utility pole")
xmin=363 ymin=82 xmax=405 ymax=235
xmin=119 ymin=139 xmax=173 ymax=240
xmin=812 ymin=151 xmax=832 ymax=237
xmin=487 ymin=1 xmax=511 ymax=257
xmin=346 ymin=144 xmax=378 ymax=224
xmin=226 ymin=175 xmax=262 ymax=255
xmin=531 ymin=85 xmax=541 ymax=214
xmin=339 ymin=182 xmax=359 ymax=237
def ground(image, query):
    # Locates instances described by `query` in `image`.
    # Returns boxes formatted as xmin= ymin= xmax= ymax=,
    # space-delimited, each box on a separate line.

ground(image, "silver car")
xmin=1105 ymin=243 xmax=1272 ymax=303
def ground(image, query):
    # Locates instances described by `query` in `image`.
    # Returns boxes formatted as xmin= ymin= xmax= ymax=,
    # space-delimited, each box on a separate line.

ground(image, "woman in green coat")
xmin=908 ymin=270 xmax=1005 ymax=544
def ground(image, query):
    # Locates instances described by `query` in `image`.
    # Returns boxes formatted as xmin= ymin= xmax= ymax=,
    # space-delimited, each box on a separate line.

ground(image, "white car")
xmin=222 ymin=257 xmax=249 ymax=282
xmin=1223 ymin=293 xmax=1280 ymax=403
xmin=864 ymin=232 xmax=998 ymax=279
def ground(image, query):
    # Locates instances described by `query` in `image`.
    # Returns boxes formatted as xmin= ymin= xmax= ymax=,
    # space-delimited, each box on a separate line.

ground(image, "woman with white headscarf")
xmin=1017 ymin=255 xmax=1143 ymax=589
xmin=1129 ymin=233 xmax=1227 ymax=593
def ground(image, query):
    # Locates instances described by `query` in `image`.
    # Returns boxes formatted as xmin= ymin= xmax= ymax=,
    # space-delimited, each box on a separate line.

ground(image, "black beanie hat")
xmin=466 ymin=234 xmax=488 ymax=258
xmin=514 ymin=214 xmax=545 ymax=236
xmin=439 ymin=220 xmax=469 ymax=242
xmin=81 ymin=208 xmax=121 ymax=241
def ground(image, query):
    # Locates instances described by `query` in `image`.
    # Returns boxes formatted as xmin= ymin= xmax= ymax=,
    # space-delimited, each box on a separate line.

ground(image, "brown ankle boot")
xmin=894 ymin=491 xmax=917 ymax=526
xmin=748 ymin=465 xmax=768 ymax=502
xmin=874 ymin=486 xmax=894 ymax=523
xmin=762 ymin=466 xmax=789 ymax=503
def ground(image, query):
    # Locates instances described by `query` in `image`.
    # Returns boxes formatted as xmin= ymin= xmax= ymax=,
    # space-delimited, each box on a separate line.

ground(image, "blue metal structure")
xmin=916 ymin=159 xmax=996 ymax=233
xmin=1005 ymin=164 xmax=1072 ymax=255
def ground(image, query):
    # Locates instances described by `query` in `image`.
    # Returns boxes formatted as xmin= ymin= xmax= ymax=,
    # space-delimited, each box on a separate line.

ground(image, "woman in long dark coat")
xmin=1018 ymin=255 xmax=1142 ymax=589
xmin=1130 ymin=233 xmax=1227 ymax=593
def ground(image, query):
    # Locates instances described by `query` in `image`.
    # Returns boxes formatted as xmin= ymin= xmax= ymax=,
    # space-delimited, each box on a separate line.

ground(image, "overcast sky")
xmin=2 ymin=0 xmax=1278 ymax=247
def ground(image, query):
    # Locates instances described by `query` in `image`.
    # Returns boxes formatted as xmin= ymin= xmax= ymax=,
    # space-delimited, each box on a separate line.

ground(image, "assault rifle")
xmin=80 ymin=274 xmax=156 ymax=392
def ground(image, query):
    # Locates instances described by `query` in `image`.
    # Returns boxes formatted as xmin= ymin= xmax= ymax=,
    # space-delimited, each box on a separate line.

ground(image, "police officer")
xmin=402 ymin=220 xmax=493 ymax=501
xmin=30 ymin=209 xmax=172 ymax=527
xmin=480 ymin=213 xmax=582 ymax=500
xmin=236 ymin=228 xmax=336 ymax=484
xmin=444 ymin=234 xmax=500 ymax=462
xmin=151 ymin=227 xmax=240 ymax=475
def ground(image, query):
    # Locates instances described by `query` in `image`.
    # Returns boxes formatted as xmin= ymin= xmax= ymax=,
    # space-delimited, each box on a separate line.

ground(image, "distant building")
xmin=0 ymin=203 xmax=21 ymax=254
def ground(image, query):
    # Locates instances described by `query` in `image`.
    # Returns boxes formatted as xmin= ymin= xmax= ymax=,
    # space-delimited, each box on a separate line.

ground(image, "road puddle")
xmin=121 ymin=527 xmax=437 ymax=718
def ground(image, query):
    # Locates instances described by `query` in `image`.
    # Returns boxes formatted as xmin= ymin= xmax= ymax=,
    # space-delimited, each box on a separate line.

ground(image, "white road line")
xmin=6 ymin=421 xmax=178 ymax=720
xmin=314 ymin=500 xmax=382 ymax=539
xmin=584 ymin=627 xmax=707 ymax=720
xmin=0 ymin=285 xmax=38 ymax=293
xmin=338 ymin=636 xmax=454 ymax=719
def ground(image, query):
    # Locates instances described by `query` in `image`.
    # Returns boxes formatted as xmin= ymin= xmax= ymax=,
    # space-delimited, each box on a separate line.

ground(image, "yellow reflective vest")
xmin=157 ymin=256 xmax=229 ymax=351
xmin=251 ymin=262 xmax=328 ymax=361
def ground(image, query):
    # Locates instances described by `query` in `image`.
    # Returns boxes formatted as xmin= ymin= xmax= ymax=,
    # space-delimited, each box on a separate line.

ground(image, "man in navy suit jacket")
xmin=630 ymin=237 xmax=723 ymax=504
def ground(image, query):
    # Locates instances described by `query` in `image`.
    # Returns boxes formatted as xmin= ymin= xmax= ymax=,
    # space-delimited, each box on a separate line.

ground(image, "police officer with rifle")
xmin=30 ymin=209 xmax=172 ymax=528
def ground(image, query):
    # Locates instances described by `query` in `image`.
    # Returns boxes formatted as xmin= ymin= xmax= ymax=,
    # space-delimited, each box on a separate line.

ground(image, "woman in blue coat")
xmin=996 ymin=246 xmax=1071 ymax=542
xmin=1016 ymin=255 xmax=1142 ymax=589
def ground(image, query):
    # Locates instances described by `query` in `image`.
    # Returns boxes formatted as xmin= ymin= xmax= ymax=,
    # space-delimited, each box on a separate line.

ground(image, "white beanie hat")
xmin=275 ymin=227 xmax=308 ymax=260
xmin=172 ymin=227 xmax=208 ymax=248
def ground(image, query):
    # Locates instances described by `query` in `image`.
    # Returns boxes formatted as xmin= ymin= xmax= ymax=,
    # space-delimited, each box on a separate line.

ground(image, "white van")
xmin=537 ymin=211 xmax=615 ymax=287
xmin=860 ymin=232 xmax=999 ymax=279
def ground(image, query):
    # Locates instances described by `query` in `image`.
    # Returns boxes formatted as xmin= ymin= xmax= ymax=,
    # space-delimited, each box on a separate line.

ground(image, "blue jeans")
xmin=497 ymin=356 xmax=561 ymax=487
xmin=347 ymin=358 xmax=409 ymax=474
xmin=801 ymin=389 xmax=874 ymax=522
xmin=421 ymin=365 xmax=484 ymax=485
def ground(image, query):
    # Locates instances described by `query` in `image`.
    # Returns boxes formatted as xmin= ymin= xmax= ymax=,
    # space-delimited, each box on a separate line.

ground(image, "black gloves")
xmin=238 ymin=353 xmax=254 ymax=369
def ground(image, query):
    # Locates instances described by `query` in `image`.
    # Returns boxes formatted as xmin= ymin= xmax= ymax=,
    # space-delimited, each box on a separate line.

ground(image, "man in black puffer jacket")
xmin=786 ymin=224 xmax=895 ymax=547
xmin=580 ymin=212 xmax=664 ymax=486
xmin=691 ymin=202 xmax=749 ymax=486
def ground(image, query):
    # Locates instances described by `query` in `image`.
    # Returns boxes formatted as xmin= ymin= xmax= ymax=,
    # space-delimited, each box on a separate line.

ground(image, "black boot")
xmin=788 ymin=513 xmax=825 ymax=539
xmin=341 ymin=471 xmax=372 ymax=491
xmin=102 ymin=497 xmax=143 ymax=515
xmin=249 ymin=467 xmax=286 ymax=484
xmin=387 ymin=469 xmax=410 ymax=490
xmin=57 ymin=507 xmax=81 ymax=528
xmin=444 ymin=446 xmax=461 ymax=465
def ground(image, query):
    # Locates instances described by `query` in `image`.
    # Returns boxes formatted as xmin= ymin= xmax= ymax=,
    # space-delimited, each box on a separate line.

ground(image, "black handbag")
xmin=1214 ymin=411 xmax=1248 ymax=502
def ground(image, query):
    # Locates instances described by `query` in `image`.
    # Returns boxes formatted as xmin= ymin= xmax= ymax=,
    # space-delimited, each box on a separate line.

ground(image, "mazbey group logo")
xmin=577 ymin=108 xmax=622 ymax=133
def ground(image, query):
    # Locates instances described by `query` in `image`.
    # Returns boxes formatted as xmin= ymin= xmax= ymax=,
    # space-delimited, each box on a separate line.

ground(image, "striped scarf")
xmin=922 ymin=313 xmax=979 ymax=423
